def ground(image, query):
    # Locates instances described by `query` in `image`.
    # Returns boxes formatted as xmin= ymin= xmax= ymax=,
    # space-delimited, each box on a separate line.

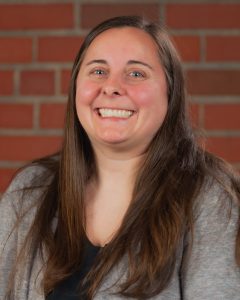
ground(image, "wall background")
xmin=0 ymin=0 xmax=240 ymax=193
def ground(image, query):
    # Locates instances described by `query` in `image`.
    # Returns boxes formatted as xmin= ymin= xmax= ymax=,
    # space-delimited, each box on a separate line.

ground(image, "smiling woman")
xmin=76 ymin=27 xmax=168 ymax=152
xmin=0 ymin=16 xmax=240 ymax=300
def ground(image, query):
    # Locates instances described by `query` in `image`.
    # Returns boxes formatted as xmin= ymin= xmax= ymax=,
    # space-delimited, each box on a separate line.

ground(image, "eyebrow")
xmin=85 ymin=59 xmax=153 ymax=70
xmin=86 ymin=59 xmax=107 ymax=66
xmin=127 ymin=60 xmax=153 ymax=70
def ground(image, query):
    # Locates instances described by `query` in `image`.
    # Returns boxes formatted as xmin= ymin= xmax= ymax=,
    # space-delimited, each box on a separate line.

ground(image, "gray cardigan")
xmin=0 ymin=165 xmax=240 ymax=300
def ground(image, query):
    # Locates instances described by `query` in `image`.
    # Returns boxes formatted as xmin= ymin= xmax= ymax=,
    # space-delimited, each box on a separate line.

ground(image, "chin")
xmin=100 ymin=137 xmax=128 ymax=145
xmin=95 ymin=130 xmax=128 ymax=144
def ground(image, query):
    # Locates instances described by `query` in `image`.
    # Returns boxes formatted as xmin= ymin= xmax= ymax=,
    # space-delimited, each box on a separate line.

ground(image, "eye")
xmin=128 ymin=70 xmax=145 ymax=78
xmin=94 ymin=69 xmax=105 ymax=75
xmin=89 ymin=68 xmax=107 ymax=77
xmin=92 ymin=69 xmax=106 ymax=75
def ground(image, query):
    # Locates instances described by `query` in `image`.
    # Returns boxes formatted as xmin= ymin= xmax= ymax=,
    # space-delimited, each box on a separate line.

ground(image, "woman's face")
xmin=76 ymin=27 xmax=168 ymax=156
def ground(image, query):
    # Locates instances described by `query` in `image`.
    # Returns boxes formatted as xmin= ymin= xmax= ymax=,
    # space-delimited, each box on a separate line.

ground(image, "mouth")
xmin=95 ymin=108 xmax=135 ymax=119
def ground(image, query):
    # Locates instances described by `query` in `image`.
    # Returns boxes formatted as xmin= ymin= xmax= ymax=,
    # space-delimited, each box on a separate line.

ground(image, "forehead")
xmin=82 ymin=27 xmax=160 ymax=62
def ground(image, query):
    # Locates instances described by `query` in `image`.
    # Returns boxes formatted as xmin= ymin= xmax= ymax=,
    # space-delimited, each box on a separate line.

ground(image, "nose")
xmin=102 ymin=77 xmax=125 ymax=97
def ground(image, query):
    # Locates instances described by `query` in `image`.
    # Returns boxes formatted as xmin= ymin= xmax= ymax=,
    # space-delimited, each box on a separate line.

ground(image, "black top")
xmin=46 ymin=239 xmax=101 ymax=300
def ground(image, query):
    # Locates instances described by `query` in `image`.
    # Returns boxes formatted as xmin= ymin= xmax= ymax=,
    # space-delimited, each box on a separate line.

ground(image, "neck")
xmin=85 ymin=148 xmax=145 ymax=247
xmin=93 ymin=146 xmax=145 ymax=187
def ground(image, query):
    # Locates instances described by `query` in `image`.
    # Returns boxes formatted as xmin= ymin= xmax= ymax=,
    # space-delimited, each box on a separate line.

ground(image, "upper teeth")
xmin=98 ymin=108 xmax=133 ymax=118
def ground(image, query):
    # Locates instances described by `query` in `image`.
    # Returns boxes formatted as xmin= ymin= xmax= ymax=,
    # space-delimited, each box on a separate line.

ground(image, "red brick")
xmin=38 ymin=36 xmax=83 ymax=62
xmin=166 ymin=4 xmax=240 ymax=29
xmin=0 ymin=4 xmax=73 ymax=30
xmin=204 ymin=104 xmax=240 ymax=130
xmin=0 ymin=37 xmax=32 ymax=63
xmin=61 ymin=69 xmax=71 ymax=94
xmin=172 ymin=35 xmax=200 ymax=62
xmin=0 ymin=136 xmax=62 ymax=161
xmin=187 ymin=70 xmax=240 ymax=95
xmin=81 ymin=4 xmax=160 ymax=28
xmin=0 ymin=168 xmax=18 ymax=193
xmin=0 ymin=104 xmax=33 ymax=128
xmin=189 ymin=103 xmax=199 ymax=126
xmin=0 ymin=71 xmax=13 ymax=95
xmin=206 ymin=137 xmax=240 ymax=163
xmin=20 ymin=71 xmax=55 ymax=95
xmin=40 ymin=103 xmax=66 ymax=129
xmin=206 ymin=36 xmax=240 ymax=61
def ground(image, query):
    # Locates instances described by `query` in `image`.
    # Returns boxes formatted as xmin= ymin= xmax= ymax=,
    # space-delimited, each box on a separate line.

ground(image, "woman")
xmin=0 ymin=16 xmax=240 ymax=300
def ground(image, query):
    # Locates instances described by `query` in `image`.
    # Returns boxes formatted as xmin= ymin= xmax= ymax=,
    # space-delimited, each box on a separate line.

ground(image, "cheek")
xmin=128 ymin=85 xmax=153 ymax=107
xmin=128 ymin=83 xmax=168 ymax=109
xmin=76 ymin=80 xmax=99 ymax=105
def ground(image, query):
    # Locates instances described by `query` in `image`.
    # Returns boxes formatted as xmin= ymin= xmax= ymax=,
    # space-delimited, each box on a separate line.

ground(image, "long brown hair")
xmin=4 ymin=16 xmax=240 ymax=299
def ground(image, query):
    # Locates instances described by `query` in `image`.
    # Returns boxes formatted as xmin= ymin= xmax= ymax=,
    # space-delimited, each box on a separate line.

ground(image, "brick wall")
xmin=0 ymin=0 xmax=240 ymax=193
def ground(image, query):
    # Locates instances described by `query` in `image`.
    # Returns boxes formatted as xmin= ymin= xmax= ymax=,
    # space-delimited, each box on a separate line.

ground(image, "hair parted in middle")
xmin=52 ymin=15 xmax=204 ymax=298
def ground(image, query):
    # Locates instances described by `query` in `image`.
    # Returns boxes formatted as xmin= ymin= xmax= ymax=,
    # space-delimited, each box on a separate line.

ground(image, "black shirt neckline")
xmin=46 ymin=237 xmax=102 ymax=300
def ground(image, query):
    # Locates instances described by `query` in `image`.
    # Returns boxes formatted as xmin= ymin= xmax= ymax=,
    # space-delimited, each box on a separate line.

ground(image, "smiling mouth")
xmin=96 ymin=108 xmax=134 ymax=118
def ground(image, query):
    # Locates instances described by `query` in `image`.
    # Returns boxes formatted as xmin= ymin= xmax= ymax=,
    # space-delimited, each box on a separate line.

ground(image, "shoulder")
xmin=195 ymin=154 xmax=240 ymax=218
xmin=6 ymin=164 xmax=51 ymax=192
xmin=194 ymin=172 xmax=239 ymax=221
xmin=0 ymin=163 xmax=53 ymax=299
xmin=181 ymin=172 xmax=240 ymax=299
xmin=0 ymin=162 xmax=56 ymax=255
xmin=190 ymin=172 xmax=239 ymax=255
xmin=0 ymin=163 xmax=55 ymax=218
